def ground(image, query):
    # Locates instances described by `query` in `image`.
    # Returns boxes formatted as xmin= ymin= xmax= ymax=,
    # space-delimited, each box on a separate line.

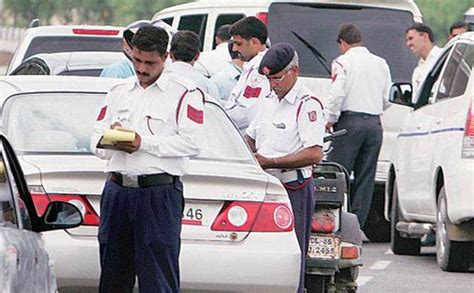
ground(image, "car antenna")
xmin=292 ymin=31 xmax=331 ymax=76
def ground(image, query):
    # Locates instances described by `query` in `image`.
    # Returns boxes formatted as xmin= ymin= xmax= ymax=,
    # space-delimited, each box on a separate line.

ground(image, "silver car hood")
xmin=0 ymin=227 xmax=56 ymax=292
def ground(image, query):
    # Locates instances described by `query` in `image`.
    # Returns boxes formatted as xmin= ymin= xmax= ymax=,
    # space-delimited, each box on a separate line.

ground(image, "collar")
xmin=171 ymin=61 xmax=194 ymax=71
xmin=127 ymin=70 xmax=170 ymax=91
xmin=281 ymin=79 xmax=303 ymax=105
xmin=216 ymin=42 xmax=228 ymax=51
xmin=345 ymin=46 xmax=369 ymax=55
xmin=245 ymin=49 xmax=268 ymax=70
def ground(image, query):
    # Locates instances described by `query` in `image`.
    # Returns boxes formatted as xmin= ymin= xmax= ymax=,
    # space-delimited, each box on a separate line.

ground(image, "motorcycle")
xmin=305 ymin=130 xmax=363 ymax=293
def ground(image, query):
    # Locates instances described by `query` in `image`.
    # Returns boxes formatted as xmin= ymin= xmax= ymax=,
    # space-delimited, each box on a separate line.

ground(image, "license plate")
xmin=182 ymin=203 xmax=208 ymax=226
xmin=307 ymin=235 xmax=341 ymax=259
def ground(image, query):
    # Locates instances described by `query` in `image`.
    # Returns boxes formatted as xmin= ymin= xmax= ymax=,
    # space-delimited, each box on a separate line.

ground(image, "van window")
xmin=213 ymin=14 xmax=245 ymax=48
xmin=436 ymin=43 xmax=468 ymax=100
xmin=161 ymin=17 xmax=173 ymax=26
xmin=267 ymin=3 xmax=418 ymax=82
xmin=178 ymin=14 xmax=208 ymax=50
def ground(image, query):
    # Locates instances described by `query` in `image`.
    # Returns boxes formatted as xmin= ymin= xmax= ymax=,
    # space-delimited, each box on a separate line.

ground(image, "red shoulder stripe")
xmin=296 ymin=95 xmax=324 ymax=121
xmin=175 ymin=90 xmax=188 ymax=124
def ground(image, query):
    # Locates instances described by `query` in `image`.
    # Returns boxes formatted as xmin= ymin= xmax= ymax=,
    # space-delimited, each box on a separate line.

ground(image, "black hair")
xmin=227 ymin=40 xmax=240 ymax=59
xmin=230 ymin=16 xmax=267 ymax=44
xmin=170 ymin=30 xmax=201 ymax=62
xmin=406 ymin=23 xmax=435 ymax=43
xmin=131 ymin=26 xmax=168 ymax=55
xmin=337 ymin=24 xmax=362 ymax=45
xmin=450 ymin=21 xmax=470 ymax=34
xmin=216 ymin=24 xmax=231 ymax=42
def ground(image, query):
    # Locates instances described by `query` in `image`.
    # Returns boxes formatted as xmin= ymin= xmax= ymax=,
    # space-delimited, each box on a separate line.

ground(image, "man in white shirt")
xmin=169 ymin=30 xmax=220 ymax=99
xmin=246 ymin=43 xmax=324 ymax=293
xmin=405 ymin=23 xmax=443 ymax=98
xmin=325 ymin=24 xmax=391 ymax=232
xmin=448 ymin=20 xmax=470 ymax=40
xmin=91 ymin=26 xmax=204 ymax=293
xmin=225 ymin=16 xmax=269 ymax=133
xmin=197 ymin=24 xmax=232 ymax=77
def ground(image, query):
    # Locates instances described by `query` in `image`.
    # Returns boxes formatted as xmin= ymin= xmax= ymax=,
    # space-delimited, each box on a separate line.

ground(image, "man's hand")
xmin=114 ymin=133 xmax=141 ymax=154
xmin=325 ymin=121 xmax=334 ymax=132
xmin=111 ymin=122 xmax=122 ymax=129
xmin=255 ymin=153 xmax=273 ymax=169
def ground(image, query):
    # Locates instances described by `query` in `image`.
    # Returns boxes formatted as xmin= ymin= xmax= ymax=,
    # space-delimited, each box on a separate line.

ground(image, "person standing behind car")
xmin=100 ymin=20 xmax=150 ymax=78
xmin=90 ymin=26 xmax=204 ymax=293
xmin=246 ymin=43 xmax=325 ymax=293
xmin=405 ymin=23 xmax=442 ymax=98
xmin=169 ymin=30 xmax=220 ymax=99
xmin=448 ymin=20 xmax=470 ymax=40
xmin=325 ymin=24 xmax=391 ymax=232
xmin=210 ymin=40 xmax=244 ymax=105
xmin=225 ymin=16 xmax=269 ymax=133
xmin=198 ymin=24 xmax=232 ymax=77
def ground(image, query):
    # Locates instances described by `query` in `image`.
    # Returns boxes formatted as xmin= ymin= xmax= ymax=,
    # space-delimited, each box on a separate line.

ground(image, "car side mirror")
xmin=389 ymin=83 xmax=414 ymax=107
xmin=41 ymin=201 xmax=83 ymax=231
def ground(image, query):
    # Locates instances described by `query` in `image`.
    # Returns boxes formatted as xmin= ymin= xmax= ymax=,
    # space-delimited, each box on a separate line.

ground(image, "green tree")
xmin=417 ymin=0 xmax=472 ymax=45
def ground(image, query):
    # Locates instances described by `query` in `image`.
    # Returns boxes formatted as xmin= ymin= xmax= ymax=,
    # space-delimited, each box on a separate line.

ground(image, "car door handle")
xmin=435 ymin=119 xmax=442 ymax=125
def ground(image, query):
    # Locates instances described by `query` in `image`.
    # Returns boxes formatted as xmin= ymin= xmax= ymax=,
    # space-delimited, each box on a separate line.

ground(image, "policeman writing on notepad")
xmin=90 ymin=26 xmax=204 ymax=293
xmin=245 ymin=43 xmax=325 ymax=293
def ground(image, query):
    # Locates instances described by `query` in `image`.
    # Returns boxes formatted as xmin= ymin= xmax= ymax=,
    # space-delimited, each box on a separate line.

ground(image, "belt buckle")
xmin=122 ymin=174 xmax=139 ymax=188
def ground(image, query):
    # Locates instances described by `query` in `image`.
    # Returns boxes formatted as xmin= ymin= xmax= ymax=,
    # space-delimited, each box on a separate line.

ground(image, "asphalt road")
xmin=358 ymin=242 xmax=474 ymax=292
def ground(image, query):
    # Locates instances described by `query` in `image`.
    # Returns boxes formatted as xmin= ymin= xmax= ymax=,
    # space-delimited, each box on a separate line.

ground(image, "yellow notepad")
xmin=101 ymin=127 xmax=136 ymax=145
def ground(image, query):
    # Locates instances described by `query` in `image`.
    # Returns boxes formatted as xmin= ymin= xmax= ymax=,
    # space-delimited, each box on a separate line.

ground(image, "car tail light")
xmin=341 ymin=246 xmax=359 ymax=259
xmin=256 ymin=12 xmax=268 ymax=24
xmin=211 ymin=195 xmax=294 ymax=232
xmin=29 ymin=185 xmax=100 ymax=226
xmin=311 ymin=209 xmax=336 ymax=233
xmin=462 ymin=100 xmax=474 ymax=159
xmin=72 ymin=28 xmax=120 ymax=36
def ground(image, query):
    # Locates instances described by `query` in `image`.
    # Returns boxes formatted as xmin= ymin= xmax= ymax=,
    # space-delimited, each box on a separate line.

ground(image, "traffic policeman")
xmin=91 ymin=26 xmax=204 ymax=293
xmin=245 ymin=42 xmax=325 ymax=293
xmin=225 ymin=16 xmax=269 ymax=134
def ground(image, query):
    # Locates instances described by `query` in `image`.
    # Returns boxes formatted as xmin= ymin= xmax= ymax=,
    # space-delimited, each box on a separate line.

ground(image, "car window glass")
xmin=192 ymin=103 xmax=254 ymax=164
xmin=447 ymin=44 xmax=473 ymax=98
xmin=3 ymin=93 xmax=104 ymax=153
xmin=27 ymin=64 xmax=47 ymax=75
xmin=436 ymin=43 xmax=468 ymax=100
xmin=59 ymin=69 xmax=102 ymax=76
xmin=213 ymin=14 xmax=245 ymax=49
xmin=11 ymin=65 xmax=30 ymax=75
xmin=0 ymin=153 xmax=18 ymax=228
xmin=267 ymin=3 xmax=418 ymax=82
xmin=178 ymin=14 xmax=208 ymax=50
xmin=161 ymin=17 xmax=173 ymax=26
xmin=24 ymin=37 xmax=123 ymax=61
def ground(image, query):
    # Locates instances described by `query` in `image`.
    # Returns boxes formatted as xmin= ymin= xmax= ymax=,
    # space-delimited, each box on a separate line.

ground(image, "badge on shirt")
xmin=243 ymin=86 xmax=262 ymax=99
xmin=307 ymin=111 xmax=317 ymax=122
xmin=96 ymin=106 xmax=107 ymax=121
xmin=250 ymin=75 xmax=264 ymax=87
xmin=187 ymin=105 xmax=204 ymax=124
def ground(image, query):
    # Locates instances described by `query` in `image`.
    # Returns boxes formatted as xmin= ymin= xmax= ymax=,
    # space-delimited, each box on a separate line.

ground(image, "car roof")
xmin=156 ymin=0 xmax=269 ymax=14
xmin=21 ymin=51 xmax=125 ymax=74
xmin=0 ymin=76 xmax=121 ymax=97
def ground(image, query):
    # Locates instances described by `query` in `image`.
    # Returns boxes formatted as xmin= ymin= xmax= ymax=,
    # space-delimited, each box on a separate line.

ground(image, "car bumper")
xmin=375 ymin=160 xmax=390 ymax=185
xmin=43 ymin=230 xmax=301 ymax=292
xmin=446 ymin=160 xmax=474 ymax=224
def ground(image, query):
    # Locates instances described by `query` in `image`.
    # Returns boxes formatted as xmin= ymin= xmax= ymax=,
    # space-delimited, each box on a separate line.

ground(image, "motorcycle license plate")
xmin=307 ymin=235 xmax=341 ymax=259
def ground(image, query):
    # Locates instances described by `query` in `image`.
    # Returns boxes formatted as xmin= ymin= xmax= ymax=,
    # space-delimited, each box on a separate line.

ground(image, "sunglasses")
xmin=268 ymin=67 xmax=293 ymax=83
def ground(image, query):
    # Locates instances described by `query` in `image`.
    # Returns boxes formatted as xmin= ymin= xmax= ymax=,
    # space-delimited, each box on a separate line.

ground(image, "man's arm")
xmin=325 ymin=58 xmax=347 ymax=130
xmin=244 ymin=135 xmax=257 ymax=153
xmin=255 ymin=146 xmax=323 ymax=169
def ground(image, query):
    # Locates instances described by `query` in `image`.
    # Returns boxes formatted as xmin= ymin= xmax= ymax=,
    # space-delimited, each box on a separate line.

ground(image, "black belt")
xmin=341 ymin=111 xmax=379 ymax=117
xmin=108 ymin=172 xmax=176 ymax=188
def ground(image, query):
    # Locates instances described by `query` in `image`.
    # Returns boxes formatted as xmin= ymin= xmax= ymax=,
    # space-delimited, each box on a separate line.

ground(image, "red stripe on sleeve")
xmin=96 ymin=106 xmax=107 ymax=121
xmin=187 ymin=105 xmax=204 ymax=124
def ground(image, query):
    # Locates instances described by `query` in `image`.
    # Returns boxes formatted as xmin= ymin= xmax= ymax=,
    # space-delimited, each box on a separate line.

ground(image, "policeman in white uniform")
xmin=405 ymin=23 xmax=442 ymax=98
xmin=325 ymin=24 xmax=391 ymax=231
xmin=225 ymin=16 xmax=270 ymax=133
xmin=91 ymin=26 xmax=204 ymax=293
xmin=245 ymin=43 xmax=325 ymax=293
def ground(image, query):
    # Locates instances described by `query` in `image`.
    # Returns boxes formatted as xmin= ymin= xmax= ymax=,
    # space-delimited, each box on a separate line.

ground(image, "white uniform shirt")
xmin=169 ymin=61 xmax=220 ymax=99
xmin=247 ymin=79 xmax=325 ymax=177
xmin=325 ymin=46 xmax=392 ymax=123
xmin=90 ymin=72 xmax=205 ymax=176
xmin=197 ymin=42 xmax=232 ymax=77
xmin=412 ymin=45 xmax=442 ymax=98
xmin=225 ymin=50 xmax=270 ymax=133
xmin=210 ymin=61 xmax=242 ymax=104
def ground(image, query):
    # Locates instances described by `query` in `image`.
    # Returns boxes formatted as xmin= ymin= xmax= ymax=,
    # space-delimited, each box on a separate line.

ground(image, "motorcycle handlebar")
xmin=323 ymin=129 xmax=347 ymax=143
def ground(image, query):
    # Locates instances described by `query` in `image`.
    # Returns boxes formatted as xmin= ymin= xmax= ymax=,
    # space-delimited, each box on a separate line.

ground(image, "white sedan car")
xmin=0 ymin=76 xmax=301 ymax=292
xmin=385 ymin=32 xmax=474 ymax=272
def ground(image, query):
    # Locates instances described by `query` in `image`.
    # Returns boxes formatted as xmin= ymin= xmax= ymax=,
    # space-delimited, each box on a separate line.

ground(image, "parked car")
xmin=386 ymin=32 xmax=474 ymax=272
xmin=9 ymin=51 xmax=125 ymax=76
xmin=464 ymin=7 xmax=474 ymax=30
xmin=0 ymin=75 xmax=301 ymax=292
xmin=6 ymin=25 xmax=125 ymax=75
xmin=0 ymin=131 xmax=83 ymax=292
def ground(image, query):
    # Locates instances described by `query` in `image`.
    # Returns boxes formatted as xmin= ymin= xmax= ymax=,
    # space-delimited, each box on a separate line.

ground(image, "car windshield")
xmin=268 ymin=3 xmax=418 ymax=82
xmin=23 ymin=36 xmax=122 ymax=61
xmin=3 ymin=93 xmax=104 ymax=153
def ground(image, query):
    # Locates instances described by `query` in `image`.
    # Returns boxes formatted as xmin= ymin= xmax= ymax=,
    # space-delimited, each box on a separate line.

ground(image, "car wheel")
xmin=436 ymin=186 xmax=472 ymax=272
xmin=390 ymin=178 xmax=420 ymax=255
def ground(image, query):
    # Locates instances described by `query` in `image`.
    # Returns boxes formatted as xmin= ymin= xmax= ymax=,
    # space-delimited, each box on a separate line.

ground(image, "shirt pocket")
xmin=271 ymin=121 xmax=298 ymax=153
xmin=144 ymin=113 xmax=174 ymax=136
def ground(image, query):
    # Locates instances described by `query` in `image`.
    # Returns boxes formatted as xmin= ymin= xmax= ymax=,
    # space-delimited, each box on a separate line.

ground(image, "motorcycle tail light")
xmin=311 ymin=209 xmax=336 ymax=233
xmin=341 ymin=246 xmax=359 ymax=259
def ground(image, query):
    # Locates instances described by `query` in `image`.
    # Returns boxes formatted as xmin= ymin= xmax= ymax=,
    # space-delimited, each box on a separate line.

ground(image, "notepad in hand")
xmin=99 ymin=127 xmax=136 ymax=147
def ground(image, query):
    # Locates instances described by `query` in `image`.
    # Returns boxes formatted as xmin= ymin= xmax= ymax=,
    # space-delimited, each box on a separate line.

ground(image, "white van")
xmin=154 ymin=0 xmax=423 ymax=242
